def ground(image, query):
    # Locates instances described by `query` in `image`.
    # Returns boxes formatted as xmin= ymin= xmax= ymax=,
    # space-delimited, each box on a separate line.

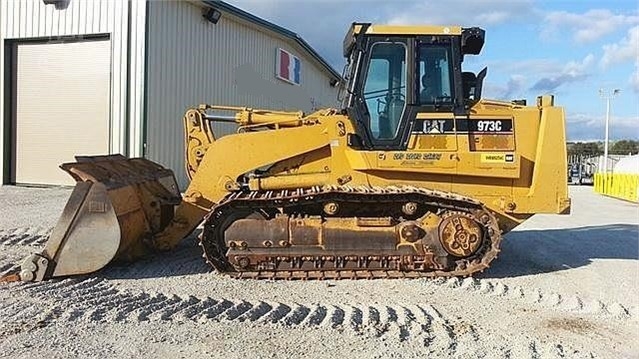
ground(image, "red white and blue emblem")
xmin=275 ymin=48 xmax=301 ymax=85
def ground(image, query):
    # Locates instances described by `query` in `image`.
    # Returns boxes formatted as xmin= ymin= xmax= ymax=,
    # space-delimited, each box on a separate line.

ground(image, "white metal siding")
xmin=14 ymin=40 xmax=111 ymax=185
xmin=128 ymin=0 xmax=147 ymax=157
xmin=0 ymin=0 xmax=147 ymax=184
xmin=145 ymin=1 xmax=339 ymax=188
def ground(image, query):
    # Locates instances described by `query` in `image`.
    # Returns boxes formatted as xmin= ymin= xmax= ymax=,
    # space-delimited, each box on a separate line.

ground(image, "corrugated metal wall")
xmin=145 ymin=1 xmax=339 ymax=188
xmin=0 ymin=0 xmax=147 ymax=184
xmin=128 ymin=0 xmax=147 ymax=157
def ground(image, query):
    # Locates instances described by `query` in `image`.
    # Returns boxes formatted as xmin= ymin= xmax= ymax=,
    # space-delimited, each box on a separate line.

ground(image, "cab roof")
xmin=352 ymin=24 xmax=463 ymax=36
xmin=344 ymin=24 xmax=463 ymax=57
xmin=343 ymin=23 xmax=484 ymax=58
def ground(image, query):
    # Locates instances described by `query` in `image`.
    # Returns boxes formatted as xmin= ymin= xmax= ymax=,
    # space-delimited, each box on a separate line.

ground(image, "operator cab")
xmin=341 ymin=23 xmax=486 ymax=150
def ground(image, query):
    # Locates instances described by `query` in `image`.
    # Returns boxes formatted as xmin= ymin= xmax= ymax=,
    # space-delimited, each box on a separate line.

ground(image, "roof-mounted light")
xmin=461 ymin=27 xmax=485 ymax=55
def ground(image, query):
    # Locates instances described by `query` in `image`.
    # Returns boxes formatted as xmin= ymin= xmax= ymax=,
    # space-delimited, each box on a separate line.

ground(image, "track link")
xmin=199 ymin=185 xmax=502 ymax=279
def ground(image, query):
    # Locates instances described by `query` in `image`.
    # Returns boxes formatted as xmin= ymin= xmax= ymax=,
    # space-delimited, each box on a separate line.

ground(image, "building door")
xmin=12 ymin=38 xmax=111 ymax=186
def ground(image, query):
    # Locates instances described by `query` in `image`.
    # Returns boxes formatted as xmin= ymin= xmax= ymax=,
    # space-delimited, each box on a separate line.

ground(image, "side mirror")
xmin=461 ymin=67 xmax=487 ymax=105
xmin=462 ymin=72 xmax=477 ymax=100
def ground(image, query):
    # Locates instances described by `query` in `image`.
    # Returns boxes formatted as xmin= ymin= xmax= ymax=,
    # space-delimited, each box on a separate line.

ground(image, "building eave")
xmin=202 ymin=0 xmax=341 ymax=81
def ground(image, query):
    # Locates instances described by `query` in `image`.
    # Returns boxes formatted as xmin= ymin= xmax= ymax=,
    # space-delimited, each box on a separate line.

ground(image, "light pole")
xmin=599 ymin=88 xmax=620 ymax=173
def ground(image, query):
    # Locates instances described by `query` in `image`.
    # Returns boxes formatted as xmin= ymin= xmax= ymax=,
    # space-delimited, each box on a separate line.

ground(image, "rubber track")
xmin=200 ymin=185 xmax=502 ymax=279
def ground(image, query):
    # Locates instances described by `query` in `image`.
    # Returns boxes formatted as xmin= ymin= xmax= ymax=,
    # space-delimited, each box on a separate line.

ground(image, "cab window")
xmin=418 ymin=46 xmax=454 ymax=105
xmin=363 ymin=42 xmax=407 ymax=139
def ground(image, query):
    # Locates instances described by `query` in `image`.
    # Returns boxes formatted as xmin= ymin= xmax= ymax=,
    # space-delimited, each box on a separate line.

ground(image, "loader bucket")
xmin=17 ymin=155 xmax=181 ymax=282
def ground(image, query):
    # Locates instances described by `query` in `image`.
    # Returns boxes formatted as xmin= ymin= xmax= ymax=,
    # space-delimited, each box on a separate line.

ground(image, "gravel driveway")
xmin=0 ymin=185 xmax=637 ymax=358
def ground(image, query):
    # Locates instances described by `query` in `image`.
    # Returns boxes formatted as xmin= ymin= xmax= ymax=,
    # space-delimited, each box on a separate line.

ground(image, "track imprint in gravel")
xmin=4 ymin=278 xmax=458 ymax=345
xmin=0 ymin=277 xmax=607 ymax=357
xmin=2 ymin=229 xmax=634 ymax=322
xmin=0 ymin=228 xmax=52 ymax=247
xmin=0 ymin=277 xmax=599 ymax=358
xmin=438 ymin=277 xmax=635 ymax=321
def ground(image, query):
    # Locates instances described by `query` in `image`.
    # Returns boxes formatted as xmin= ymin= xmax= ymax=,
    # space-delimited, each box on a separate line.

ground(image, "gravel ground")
xmin=0 ymin=185 xmax=637 ymax=358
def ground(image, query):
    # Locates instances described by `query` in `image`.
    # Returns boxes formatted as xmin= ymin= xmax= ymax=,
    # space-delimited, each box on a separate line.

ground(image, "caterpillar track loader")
xmin=10 ymin=24 xmax=570 ymax=282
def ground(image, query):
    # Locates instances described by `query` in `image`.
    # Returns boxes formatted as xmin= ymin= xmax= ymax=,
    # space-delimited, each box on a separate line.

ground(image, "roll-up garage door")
xmin=13 ymin=39 xmax=111 ymax=186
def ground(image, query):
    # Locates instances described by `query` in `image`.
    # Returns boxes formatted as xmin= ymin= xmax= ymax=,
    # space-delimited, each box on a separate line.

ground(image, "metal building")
xmin=0 ymin=0 xmax=341 ymax=188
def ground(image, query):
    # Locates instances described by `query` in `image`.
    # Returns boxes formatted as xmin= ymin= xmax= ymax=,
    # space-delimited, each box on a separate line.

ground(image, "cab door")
xmin=351 ymin=38 xmax=413 ymax=149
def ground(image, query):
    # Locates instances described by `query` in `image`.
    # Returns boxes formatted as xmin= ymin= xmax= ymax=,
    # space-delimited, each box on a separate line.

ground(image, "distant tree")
xmin=567 ymin=142 xmax=602 ymax=157
xmin=610 ymin=140 xmax=639 ymax=155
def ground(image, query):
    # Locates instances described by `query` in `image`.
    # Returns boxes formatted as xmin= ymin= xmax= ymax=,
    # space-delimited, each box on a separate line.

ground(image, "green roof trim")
xmin=203 ymin=0 xmax=341 ymax=80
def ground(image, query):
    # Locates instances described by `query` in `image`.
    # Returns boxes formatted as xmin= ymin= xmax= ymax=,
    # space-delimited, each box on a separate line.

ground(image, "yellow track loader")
xmin=13 ymin=23 xmax=570 ymax=282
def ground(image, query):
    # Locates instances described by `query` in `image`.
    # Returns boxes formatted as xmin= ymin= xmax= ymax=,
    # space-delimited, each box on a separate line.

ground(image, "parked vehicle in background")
xmin=567 ymin=155 xmax=596 ymax=185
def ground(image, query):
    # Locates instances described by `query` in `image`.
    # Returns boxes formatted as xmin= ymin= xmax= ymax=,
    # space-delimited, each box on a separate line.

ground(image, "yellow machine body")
xmin=14 ymin=24 xmax=569 ymax=282
xmin=180 ymin=97 xmax=569 ymax=234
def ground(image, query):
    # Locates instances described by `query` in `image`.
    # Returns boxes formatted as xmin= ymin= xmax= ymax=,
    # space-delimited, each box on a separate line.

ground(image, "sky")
xmin=226 ymin=0 xmax=639 ymax=142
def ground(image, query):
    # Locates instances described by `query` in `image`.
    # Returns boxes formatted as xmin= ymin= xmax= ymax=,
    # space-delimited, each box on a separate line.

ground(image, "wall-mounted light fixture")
xmin=42 ymin=0 xmax=70 ymax=10
xmin=203 ymin=8 xmax=222 ymax=24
